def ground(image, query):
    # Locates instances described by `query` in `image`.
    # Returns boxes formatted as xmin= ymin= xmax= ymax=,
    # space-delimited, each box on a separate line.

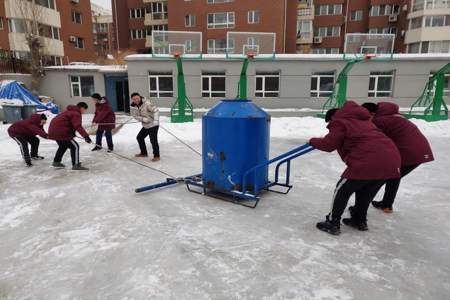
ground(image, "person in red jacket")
xmin=90 ymin=93 xmax=116 ymax=152
xmin=309 ymin=101 xmax=401 ymax=235
xmin=362 ymin=102 xmax=434 ymax=213
xmin=48 ymin=102 xmax=92 ymax=170
xmin=8 ymin=114 xmax=48 ymax=167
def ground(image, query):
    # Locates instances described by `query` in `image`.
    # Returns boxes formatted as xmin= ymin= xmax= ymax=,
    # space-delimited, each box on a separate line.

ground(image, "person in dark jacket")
xmin=90 ymin=93 xmax=116 ymax=152
xmin=362 ymin=102 xmax=434 ymax=213
xmin=48 ymin=102 xmax=92 ymax=170
xmin=309 ymin=101 xmax=401 ymax=235
xmin=8 ymin=114 xmax=48 ymax=167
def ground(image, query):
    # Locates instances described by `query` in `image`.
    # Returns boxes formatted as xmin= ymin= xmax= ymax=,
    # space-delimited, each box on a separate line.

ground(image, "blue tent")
xmin=0 ymin=80 xmax=58 ymax=113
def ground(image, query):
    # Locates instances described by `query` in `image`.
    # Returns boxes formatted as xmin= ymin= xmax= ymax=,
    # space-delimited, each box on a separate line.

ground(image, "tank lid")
xmin=204 ymin=98 xmax=270 ymax=119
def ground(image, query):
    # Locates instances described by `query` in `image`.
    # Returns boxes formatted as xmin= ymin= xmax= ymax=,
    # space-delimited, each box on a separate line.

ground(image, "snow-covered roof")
xmin=44 ymin=64 xmax=127 ymax=73
xmin=125 ymin=53 xmax=450 ymax=62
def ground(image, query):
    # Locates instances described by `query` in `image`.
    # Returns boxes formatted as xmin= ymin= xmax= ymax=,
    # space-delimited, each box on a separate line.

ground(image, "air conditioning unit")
xmin=401 ymin=30 xmax=406 ymax=37
xmin=71 ymin=0 xmax=80 ymax=3
xmin=389 ymin=14 xmax=398 ymax=22
xmin=313 ymin=36 xmax=322 ymax=44
xmin=402 ymin=4 xmax=408 ymax=11
xmin=69 ymin=36 xmax=77 ymax=43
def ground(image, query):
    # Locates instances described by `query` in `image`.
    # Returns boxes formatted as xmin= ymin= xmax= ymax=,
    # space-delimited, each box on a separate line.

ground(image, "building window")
xmin=97 ymin=23 xmax=108 ymax=33
xmin=370 ymin=5 xmax=400 ymax=16
xmin=317 ymin=4 xmax=343 ymax=15
xmin=0 ymin=17 xmax=4 ymax=30
xmin=248 ymin=10 xmax=260 ymax=24
xmin=413 ymin=0 xmax=450 ymax=11
xmin=312 ymin=48 xmax=339 ymax=54
xmin=70 ymin=76 xmax=94 ymax=97
xmin=38 ymin=24 xmax=60 ymax=40
xmin=35 ymin=0 xmax=55 ymax=10
xmin=369 ymin=71 xmax=394 ymax=97
xmin=74 ymin=37 xmax=84 ymax=49
xmin=207 ymin=12 xmax=235 ymax=29
xmin=8 ymin=19 xmax=27 ymax=33
xmin=255 ymin=71 xmax=280 ymax=98
xmin=350 ymin=10 xmax=363 ymax=21
xmin=185 ymin=15 xmax=196 ymax=27
xmin=202 ymin=72 xmax=226 ymax=98
xmin=311 ymin=71 xmax=335 ymax=97
xmin=207 ymin=39 xmax=227 ymax=54
xmin=129 ymin=8 xmax=145 ymax=19
xmin=410 ymin=17 xmax=423 ymax=29
xmin=149 ymin=72 xmax=173 ymax=97
xmin=429 ymin=72 xmax=450 ymax=96
xmin=71 ymin=11 xmax=82 ymax=24
xmin=297 ymin=20 xmax=312 ymax=38
xmin=424 ymin=15 xmax=450 ymax=27
xmin=315 ymin=26 xmax=340 ymax=37
xmin=130 ymin=29 xmax=145 ymax=40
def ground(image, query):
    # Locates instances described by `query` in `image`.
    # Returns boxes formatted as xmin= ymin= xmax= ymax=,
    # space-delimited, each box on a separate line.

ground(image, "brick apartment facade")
xmin=310 ymin=0 xmax=409 ymax=54
xmin=167 ymin=0 xmax=298 ymax=54
xmin=92 ymin=3 xmax=116 ymax=57
xmin=112 ymin=0 xmax=168 ymax=53
xmin=0 ymin=0 xmax=95 ymax=65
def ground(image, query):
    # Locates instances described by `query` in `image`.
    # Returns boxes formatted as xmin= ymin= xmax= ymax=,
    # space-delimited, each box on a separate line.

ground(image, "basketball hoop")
xmin=173 ymin=51 xmax=182 ymax=58
xmin=246 ymin=52 xmax=256 ymax=59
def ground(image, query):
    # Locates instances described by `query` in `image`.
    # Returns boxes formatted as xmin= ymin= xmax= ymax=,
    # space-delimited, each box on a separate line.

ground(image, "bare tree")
xmin=13 ymin=0 xmax=46 ymax=91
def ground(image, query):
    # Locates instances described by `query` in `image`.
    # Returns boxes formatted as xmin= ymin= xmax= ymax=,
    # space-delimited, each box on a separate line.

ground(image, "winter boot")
xmin=316 ymin=215 xmax=341 ymax=235
xmin=31 ymin=155 xmax=45 ymax=160
xmin=151 ymin=156 xmax=160 ymax=162
xmin=107 ymin=148 xmax=113 ymax=153
xmin=342 ymin=218 xmax=368 ymax=231
xmin=72 ymin=163 xmax=89 ymax=171
xmin=26 ymin=161 xmax=33 ymax=167
xmin=52 ymin=162 xmax=65 ymax=168
xmin=135 ymin=153 xmax=148 ymax=158
xmin=91 ymin=146 xmax=102 ymax=151
xmin=372 ymin=201 xmax=393 ymax=213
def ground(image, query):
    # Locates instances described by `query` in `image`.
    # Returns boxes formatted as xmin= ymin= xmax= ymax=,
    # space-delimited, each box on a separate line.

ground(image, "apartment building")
xmin=92 ymin=3 xmax=116 ymax=57
xmin=0 ymin=0 xmax=95 ymax=65
xmin=405 ymin=0 xmax=450 ymax=53
xmin=167 ymin=0 xmax=298 ymax=54
xmin=112 ymin=0 xmax=168 ymax=52
xmin=310 ymin=0 xmax=409 ymax=54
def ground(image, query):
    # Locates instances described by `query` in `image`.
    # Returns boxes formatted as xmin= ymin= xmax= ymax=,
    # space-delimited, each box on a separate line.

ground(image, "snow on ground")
xmin=1 ymin=115 xmax=450 ymax=299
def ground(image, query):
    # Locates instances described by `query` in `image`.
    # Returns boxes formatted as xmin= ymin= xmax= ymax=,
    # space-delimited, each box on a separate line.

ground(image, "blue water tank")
xmin=202 ymin=99 xmax=271 ymax=194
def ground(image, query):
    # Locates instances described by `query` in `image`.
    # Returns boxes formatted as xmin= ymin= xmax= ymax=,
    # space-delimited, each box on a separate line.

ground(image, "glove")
xmin=85 ymin=136 xmax=92 ymax=144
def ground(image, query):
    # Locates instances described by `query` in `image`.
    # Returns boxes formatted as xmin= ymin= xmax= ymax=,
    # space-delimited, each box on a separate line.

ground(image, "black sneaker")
xmin=343 ymin=218 xmax=368 ymax=231
xmin=316 ymin=216 xmax=341 ymax=235
xmin=107 ymin=148 xmax=113 ymax=153
xmin=72 ymin=163 xmax=89 ymax=171
xmin=52 ymin=162 xmax=65 ymax=168
xmin=91 ymin=146 xmax=102 ymax=151
xmin=26 ymin=161 xmax=33 ymax=167
xmin=31 ymin=155 xmax=44 ymax=160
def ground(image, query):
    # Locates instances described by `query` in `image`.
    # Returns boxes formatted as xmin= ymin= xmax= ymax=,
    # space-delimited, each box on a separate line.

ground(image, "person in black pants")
xmin=8 ymin=114 xmax=48 ymax=167
xmin=130 ymin=92 xmax=161 ymax=162
xmin=48 ymin=102 xmax=92 ymax=170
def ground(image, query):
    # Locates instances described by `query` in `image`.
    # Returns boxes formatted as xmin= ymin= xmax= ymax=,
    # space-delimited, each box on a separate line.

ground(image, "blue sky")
xmin=92 ymin=0 xmax=111 ymax=9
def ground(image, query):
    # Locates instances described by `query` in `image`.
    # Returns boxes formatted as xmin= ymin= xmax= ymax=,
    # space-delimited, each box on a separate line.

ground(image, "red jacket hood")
xmin=333 ymin=101 xmax=371 ymax=121
xmin=376 ymin=102 xmax=400 ymax=117
xmin=67 ymin=105 xmax=80 ymax=113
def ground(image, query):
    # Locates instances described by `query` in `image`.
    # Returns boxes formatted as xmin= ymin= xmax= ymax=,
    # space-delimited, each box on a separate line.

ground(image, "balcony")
xmin=143 ymin=0 xmax=168 ymax=3
xmin=5 ymin=0 xmax=61 ymax=28
xmin=405 ymin=26 xmax=450 ymax=44
xmin=144 ymin=13 xmax=168 ymax=26
xmin=297 ymin=32 xmax=313 ymax=44
xmin=8 ymin=33 xmax=64 ymax=56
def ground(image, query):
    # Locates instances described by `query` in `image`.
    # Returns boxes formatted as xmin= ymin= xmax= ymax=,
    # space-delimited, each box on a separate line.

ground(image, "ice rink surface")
xmin=1 ymin=116 xmax=449 ymax=299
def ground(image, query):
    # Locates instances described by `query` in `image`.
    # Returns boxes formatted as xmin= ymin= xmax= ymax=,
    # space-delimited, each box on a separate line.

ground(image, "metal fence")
xmin=0 ymin=52 xmax=31 ymax=74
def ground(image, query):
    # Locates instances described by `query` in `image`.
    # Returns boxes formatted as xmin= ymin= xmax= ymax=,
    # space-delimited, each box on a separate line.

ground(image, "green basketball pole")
xmin=237 ymin=57 xmax=250 ymax=100
xmin=170 ymin=55 xmax=194 ymax=123
xmin=405 ymin=61 xmax=449 ymax=122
